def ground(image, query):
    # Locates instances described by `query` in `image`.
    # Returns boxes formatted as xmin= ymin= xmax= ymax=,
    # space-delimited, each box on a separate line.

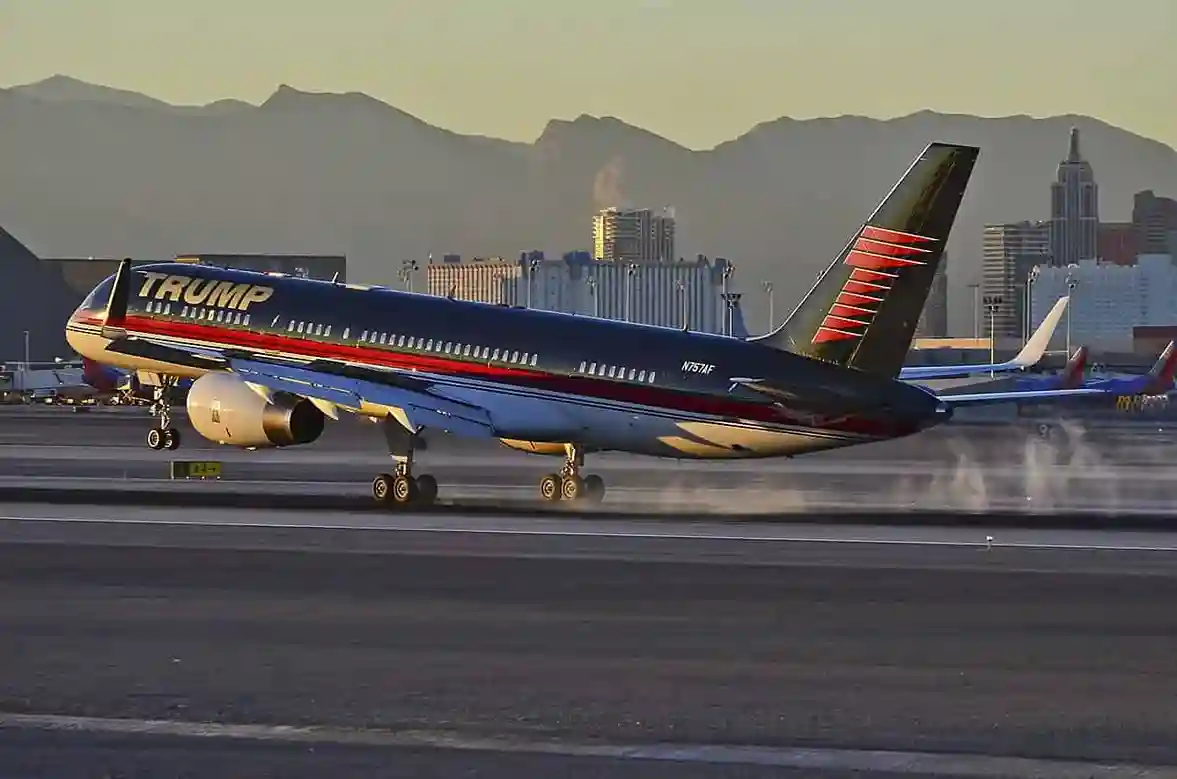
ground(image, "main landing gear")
xmin=145 ymin=376 xmax=181 ymax=451
xmin=539 ymin=444 xmax=606 ymax=503
xmin=371 ymin=417 xmax=438 ymax=508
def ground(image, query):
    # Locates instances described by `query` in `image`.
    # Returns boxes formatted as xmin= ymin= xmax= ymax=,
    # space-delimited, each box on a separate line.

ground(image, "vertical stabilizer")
xmin=752 ymin=143 xmax=979 ymax=378
xmin=1143 ymin=340 xmax=1177 ymax=394
xmin=1060 ymin=346 xmax=1088 ymax=389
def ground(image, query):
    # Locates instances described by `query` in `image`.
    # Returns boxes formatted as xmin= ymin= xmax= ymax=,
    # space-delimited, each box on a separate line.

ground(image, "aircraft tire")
xmin=415 ymin=474 xmax=439 ymax=505
xmin=583 ymin=474 xmax=606 ymax=503
xmin=392 ymin=474 xmax=418 ymax=504
xmin=539 ymin=473 xmax=562 ymax=502
xmin=146 ymin=428 xmax=164 ymax=451
xmin=372 ymin=473 xmax=395 ymax=504
xmin=561 ymin=474 xmax=585 ymax=501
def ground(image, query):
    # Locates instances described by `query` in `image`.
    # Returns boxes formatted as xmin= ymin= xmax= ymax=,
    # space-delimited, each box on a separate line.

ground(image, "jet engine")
xmin=186 ymin=372 xmax=325 ymax=448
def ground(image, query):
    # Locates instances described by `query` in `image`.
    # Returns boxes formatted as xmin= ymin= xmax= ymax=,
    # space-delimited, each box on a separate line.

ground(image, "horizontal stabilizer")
xmin=938 ymin=387 xmax=1105 ymax=407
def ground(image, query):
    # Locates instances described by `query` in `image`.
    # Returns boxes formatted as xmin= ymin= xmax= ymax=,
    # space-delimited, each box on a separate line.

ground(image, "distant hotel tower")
xmin=1049 ymin=128 xmax=1099 ymax=266
xmin=592 ymin=208 xmax=676 ymax=263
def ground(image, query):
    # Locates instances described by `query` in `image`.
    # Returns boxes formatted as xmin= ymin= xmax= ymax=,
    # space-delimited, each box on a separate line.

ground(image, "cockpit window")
xmin=77 ymin=275 xmax=115 ymax=312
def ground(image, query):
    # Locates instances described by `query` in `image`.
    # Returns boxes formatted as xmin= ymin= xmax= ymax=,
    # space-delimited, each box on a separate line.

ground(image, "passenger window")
xmin=530 ymin=354 xmax=537 ymax=367
xmin=181 ymin=306 xmax=189 ymax=317
xmin=638 ymin=370 xmax=646 ymax=382
xmin=397 ymin=335 xmax=405 ymax=347
xmin=522 ymin=353 xmax=530 ymax=364
xmin=578 ymin=361 xmax=587 ymax=372
xmin=165 ymin=304 xmax=172 ymax=316
xmin=444 ymin=342 xmax=453 ymax=353
xmin=511 ymin=351 xmax=519 ymax=363
xmin=492 ymin=349 xmax=501 ymax=361
xmin=288 ymin=320 xmax=295 ymax=331
xmin=360 ymin=330 xmax=368 ymax=341
xmin=342 ymin=327 xmax=349 ymax=340
xmin=627 ymin=368 xmax=636 ymax=380
xmin=243 ymin=314 xmax=251 ymax=327
xmin=314 ymin=323 xmax=323 ymax=335
xmin=649 ymin=372 xmax=656 ymax=383
xmin=463 ymin=344 xmax=472 ymax=356
xmin=588 ymin=362 xmax=597 ymax=374
xmin=379 ymin=333 xmax=387 ymax=344
xmin=426 ymin=339 xmax=434 ymax=350
xmin=324 ymin=325 xmax=332 ymax=337
xmin=607 ymin=366 xmax=616 ymax=378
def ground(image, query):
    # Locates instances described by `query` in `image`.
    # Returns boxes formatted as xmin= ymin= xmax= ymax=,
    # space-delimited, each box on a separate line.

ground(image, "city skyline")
xmin=2 ymin=0 xmax=1176 ymax=152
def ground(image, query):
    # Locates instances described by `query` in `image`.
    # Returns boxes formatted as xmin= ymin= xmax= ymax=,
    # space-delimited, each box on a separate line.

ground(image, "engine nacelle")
xmin=186 ymin=372 xmax=325 ymax=448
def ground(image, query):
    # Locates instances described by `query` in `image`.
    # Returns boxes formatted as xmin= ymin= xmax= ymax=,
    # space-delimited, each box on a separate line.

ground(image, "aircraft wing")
xmin=936 ymin=386 xmax=1106 ymax=407
xmin=228 ymin=358 xmax=498 ymax=438
xmin=899 ymin=296 xmax=1069 ymax=381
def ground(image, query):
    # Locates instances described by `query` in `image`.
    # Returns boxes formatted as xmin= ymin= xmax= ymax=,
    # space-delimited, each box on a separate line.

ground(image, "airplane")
xmin=64 ymin=141 xmax=1107 ymax=507
xmin=1076 ymin=340 xmax=1177 ymax=396
xmin=1014 ymin=345 xmax=1089 ymax=390
xmin=732 ymin=293 xmax=1072 ymax=382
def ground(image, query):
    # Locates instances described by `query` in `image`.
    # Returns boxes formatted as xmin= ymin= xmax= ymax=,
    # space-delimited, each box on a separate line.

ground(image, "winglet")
xmin=100 ymin=258 xmax=132 ymax=338
xmin=1011 ymin=296 xmax=1069 ymax=369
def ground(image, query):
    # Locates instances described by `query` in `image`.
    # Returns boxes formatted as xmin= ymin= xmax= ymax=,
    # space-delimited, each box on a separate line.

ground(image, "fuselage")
xmin=66 ymin=263 xmax=947 ymax=459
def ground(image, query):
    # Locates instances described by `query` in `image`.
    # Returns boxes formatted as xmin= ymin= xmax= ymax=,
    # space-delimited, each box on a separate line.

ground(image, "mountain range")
xmin=3 ymin=74 xmax=1177 ymax=336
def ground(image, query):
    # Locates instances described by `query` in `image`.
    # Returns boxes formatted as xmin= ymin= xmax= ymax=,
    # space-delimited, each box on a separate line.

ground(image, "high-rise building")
xmin=592 ymin=208 xmax=676 ymax=263
xmin=1049 ymin=127 xmax=1099 ymax=266
xmin=426 ymin=251 xmax=731 ymax=334
xmin=1133 ymin=190 xmax=1177 ymax=256
xmin=1097 ymin=222 xmax=1137 ymax=266
xmin=914 ymin=251 xmax=948 ymax=338
xmin=982 ymin=221 xmax=1050 ymax=338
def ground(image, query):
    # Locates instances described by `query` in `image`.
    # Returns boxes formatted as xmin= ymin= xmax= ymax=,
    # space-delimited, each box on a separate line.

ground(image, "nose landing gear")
xmin=145 ymin=376 xmax=181 ymax=451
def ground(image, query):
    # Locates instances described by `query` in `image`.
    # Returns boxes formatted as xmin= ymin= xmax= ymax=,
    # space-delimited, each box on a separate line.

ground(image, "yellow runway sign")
xmin=169 ymin=460 xmax=223 ymax=479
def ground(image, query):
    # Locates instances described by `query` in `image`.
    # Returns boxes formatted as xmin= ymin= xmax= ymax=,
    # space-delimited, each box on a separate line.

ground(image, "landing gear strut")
xmin=540 ymin=444 xmax=605 ymax=504
xmin=146 ymin=376 xmax=181 ymax=451
xmin=372 ymin=416 xmax=438 ymax=507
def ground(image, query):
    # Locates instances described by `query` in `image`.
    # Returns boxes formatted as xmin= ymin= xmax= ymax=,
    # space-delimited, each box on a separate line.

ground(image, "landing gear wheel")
xmin=392 ymin=474 xmax=418 ymax=505
xmin=164 ymin=428 xmax=181 ymax=450
xmin=539 ymin=473 xmax=562 ymax=502
xmin=561 ymin=474 xmax=585 ymax=501
xmin=372 ymin=473 xmax=395 ymax=504
xmin=415 ymin=474 xmax=438 ymax=505
xmin=146 ymin=428 xmax=165 ymax=451
xmin=583 ymin=474 xmax=606 ymax=503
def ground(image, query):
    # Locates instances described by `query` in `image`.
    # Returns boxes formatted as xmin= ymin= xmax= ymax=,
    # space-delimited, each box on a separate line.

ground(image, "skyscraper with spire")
xmin=1049 ymin=127 xmax=1099 ymax=266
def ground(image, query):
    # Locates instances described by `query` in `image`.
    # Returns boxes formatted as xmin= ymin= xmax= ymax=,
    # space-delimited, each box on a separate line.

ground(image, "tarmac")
xmin=2 ymin=406 xmax=1177 ymax=777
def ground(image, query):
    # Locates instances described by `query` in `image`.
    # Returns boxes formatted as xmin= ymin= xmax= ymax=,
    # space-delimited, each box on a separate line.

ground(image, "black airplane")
xmin=65 ymin=142 xmax=1104 ymax=506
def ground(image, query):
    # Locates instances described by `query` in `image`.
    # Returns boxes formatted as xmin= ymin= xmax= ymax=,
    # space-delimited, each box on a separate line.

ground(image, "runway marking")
xmin=0 ymin=712 xmax=1171 ymax=777
xmin=3 ymin=513 xmax=1177 ymax=552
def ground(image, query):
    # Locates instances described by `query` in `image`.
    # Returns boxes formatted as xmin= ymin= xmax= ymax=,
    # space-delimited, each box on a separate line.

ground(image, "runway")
xmin=3 ymin=407 xmax=1177 ymax=775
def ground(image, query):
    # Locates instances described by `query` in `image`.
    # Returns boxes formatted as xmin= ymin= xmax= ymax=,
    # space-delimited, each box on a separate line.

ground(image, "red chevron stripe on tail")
xmin=860 ymin=225 xmax=938 ymax=244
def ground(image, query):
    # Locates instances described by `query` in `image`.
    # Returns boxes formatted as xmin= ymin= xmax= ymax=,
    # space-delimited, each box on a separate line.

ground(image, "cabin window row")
xmin=145 ymin=300 xmax=252 ymax=327
xmin=284 ymin=319 xmax=540 ymax=368
xmin=577 ymin=361 xmax=656 ymax=384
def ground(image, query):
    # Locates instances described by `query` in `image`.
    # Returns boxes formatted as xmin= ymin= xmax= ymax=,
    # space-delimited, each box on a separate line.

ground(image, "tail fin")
xmin=752 ymin=142 xmax=979 ymax=378
xmin=1060 ymin=345 xmax=1088 ymax=389
xmin=1143 ymin=340 xmax=1177 ymax=394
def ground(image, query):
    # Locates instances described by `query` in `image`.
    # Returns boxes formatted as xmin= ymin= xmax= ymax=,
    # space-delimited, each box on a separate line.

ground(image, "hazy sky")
xmin=2 ymin=0 xmax=1174 ymax=150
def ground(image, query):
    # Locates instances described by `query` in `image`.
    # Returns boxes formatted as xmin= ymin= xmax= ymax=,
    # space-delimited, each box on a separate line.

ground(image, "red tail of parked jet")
xmin=1143 ymin=340 xmax=1177 ymax=394
xmin=1061 ymin=346 xmax=1088 ymax=389
xmin=753 ymin=143 xmax=976 ymax=378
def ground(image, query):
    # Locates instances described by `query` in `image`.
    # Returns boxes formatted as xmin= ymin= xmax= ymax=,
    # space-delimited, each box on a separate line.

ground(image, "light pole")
xmin=624 ymin=264 xmax=637 ymax=323
xmin=762 ymin=280 xmax=774 ymax=333
xmin=22 ymin=330 xmax=29 ymax=370
xmin=1023 ymin=266 xmax=1040 ymax=347
xmin=968 ymin=283 xmax=980 ymax=339
xmin=983 ymin=295 xmax=1003 ymax=376
xmin=526 ymin=259 xmax=540 ymax=309
xmin=721 ymin=263 xmax=734 ymax=336
xmin=586 ymin=276 xmax=598 ymax=318
xmin=676 ymin=279 xmax=688 ymax=329
xmin=399 ymin=259 xmax=419 ymax=293
xmin=1065 ymin=272 xmax=1078 ymax=356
